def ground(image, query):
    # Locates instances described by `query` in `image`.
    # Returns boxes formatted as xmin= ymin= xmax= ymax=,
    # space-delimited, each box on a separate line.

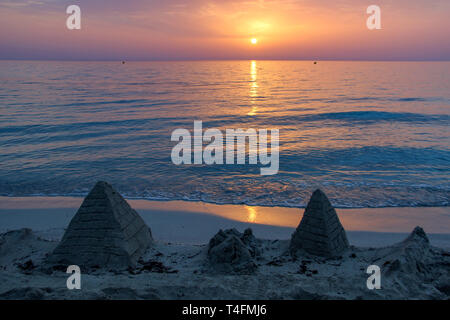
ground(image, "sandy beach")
xmin=0 ymin=190 xmax=449 ymax=300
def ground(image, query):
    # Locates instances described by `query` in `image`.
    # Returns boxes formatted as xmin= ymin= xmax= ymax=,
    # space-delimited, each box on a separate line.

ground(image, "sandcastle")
xmin=48 ymin=181 xmax=153 ymax=269
xmin=290 ymin=189 xmax=349 ymax=257
xmin=207 ymin=228 xmax=260 ymax=274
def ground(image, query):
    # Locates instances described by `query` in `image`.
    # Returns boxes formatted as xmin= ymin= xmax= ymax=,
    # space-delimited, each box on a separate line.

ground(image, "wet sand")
xmin=1 ymin=196 xmax=449 ymax=248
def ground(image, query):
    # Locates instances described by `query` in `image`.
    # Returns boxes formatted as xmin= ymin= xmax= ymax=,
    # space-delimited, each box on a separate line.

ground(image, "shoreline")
xmin=1 ymin=196 xmax=449 ymax=248
xmin=3 ymin=194 xmax=450 ymax=209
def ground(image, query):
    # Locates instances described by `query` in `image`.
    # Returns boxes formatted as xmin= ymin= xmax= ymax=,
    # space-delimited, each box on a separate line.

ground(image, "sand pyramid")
xmin=48 ymin=181 xmax=152 ymax=269
xmin=290 ymin=189 xmax=349 ymax=257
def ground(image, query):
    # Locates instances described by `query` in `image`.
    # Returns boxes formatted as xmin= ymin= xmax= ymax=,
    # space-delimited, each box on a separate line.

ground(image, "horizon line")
xmin=1 ymin=58 xmax=450 ymax=63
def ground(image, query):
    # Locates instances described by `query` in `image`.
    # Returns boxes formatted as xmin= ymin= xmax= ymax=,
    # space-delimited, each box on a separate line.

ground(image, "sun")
xmin=250 ymin=38 xmax=258 ymax=45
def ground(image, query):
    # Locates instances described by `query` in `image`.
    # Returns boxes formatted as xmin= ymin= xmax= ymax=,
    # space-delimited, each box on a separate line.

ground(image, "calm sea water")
xmin=0 ymin=60 xmax=449 ymax=208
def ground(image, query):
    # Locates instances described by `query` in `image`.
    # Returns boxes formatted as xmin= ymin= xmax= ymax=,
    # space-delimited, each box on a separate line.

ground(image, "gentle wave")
xmin=0 ymin=61 xmax=449 ymax=209
xmin=2 ymin=111 xmax=446 ymax=136
xmin=0 ymin=184 xmax=448 ymax=208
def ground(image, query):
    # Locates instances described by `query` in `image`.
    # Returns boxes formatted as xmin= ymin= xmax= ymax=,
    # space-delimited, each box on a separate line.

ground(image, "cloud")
xmin=1 ymin=0 xmax=449 ymax=60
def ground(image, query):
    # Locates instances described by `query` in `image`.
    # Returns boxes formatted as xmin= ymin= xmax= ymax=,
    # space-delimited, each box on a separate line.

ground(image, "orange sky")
xmin=0 ymin=0 xmax=449 ymax=60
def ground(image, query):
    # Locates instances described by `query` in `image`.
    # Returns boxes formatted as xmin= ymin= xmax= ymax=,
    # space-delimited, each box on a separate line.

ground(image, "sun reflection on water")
xmin=248 ymin=60 xmax=258 ymax=116
xmin=246 ymin=206 xmax=257 ymax=223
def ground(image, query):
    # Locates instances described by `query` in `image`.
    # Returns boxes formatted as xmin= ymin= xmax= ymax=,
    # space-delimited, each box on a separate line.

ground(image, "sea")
xmin=0 ymin=60 xmax=449 ymax=208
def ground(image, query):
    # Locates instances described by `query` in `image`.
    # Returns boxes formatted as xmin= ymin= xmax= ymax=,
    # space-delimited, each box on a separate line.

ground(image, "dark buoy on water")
xmin=122 ymin=61 xmax=126 ymax=64
xmin=313 ymin=61 xmax=317 ymax=64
